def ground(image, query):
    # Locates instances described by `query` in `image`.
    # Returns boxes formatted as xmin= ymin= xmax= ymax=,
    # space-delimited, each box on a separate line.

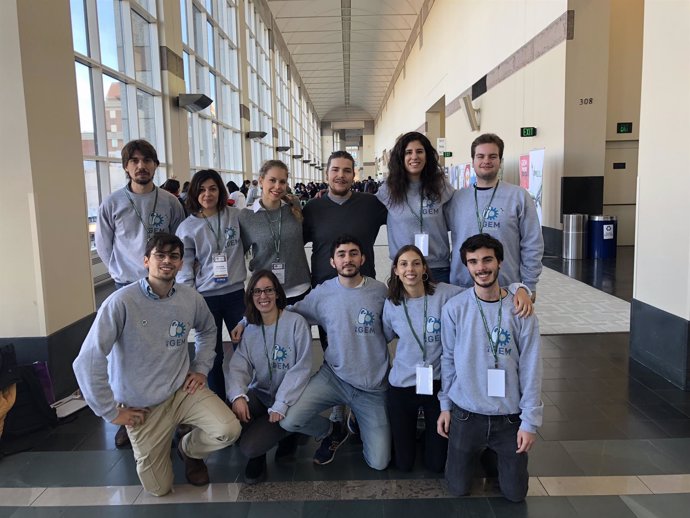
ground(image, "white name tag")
xmin=212 ymin=253 xmax=228 ymax=282
xmin=414 ymin=232 xmax=430 ymax=256
xmin=487 ymin=368 xmax=506 ymax=398
xmin=416 ymin=364 xmax=433 ymax=395
xmin=272 ymin=262 xmax=286 ymax=284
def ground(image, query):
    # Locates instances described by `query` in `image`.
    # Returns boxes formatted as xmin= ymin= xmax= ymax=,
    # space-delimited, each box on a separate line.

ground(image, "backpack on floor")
xmin=2 ymin=364 xmax=58 ymax=439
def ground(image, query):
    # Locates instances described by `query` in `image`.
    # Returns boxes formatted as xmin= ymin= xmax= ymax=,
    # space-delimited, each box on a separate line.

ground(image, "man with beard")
xmin=95 ymin=139 xmax=186 ymax=447
xmin=445 ymin=133 xmax=543 ymax=300
xmin=74 ymin=233 xmax=240 ymax=496
xmin=437 ymin=233 xmax=542 ymax=502
xmin=276 ymin=235 xmax=390 ymax=469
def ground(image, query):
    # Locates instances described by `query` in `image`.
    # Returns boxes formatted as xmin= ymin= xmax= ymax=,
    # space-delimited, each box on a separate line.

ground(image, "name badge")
xmin=487 ymin=368 xmax=506 ymax=398
xmin=212 ymin=253 xmax=228 ymax=282
xmin=414 ymin=233 xmax=430 ymax=256
xmin=272 ymin=262 xmax=286 ymax=284
xmin=416 ymin=364 xmax=433 ymax=395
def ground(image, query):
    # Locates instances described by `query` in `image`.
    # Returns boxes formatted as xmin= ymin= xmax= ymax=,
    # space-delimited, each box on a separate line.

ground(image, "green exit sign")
xmin=617 ymin=122 xmax=633 ymax=134
xmin=443 ymin=151 xmax=452 ymax=157
xmin=520 ymin=127 xmax=537 ymax=137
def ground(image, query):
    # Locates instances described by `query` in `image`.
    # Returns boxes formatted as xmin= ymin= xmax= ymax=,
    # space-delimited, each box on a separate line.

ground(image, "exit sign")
xmin=443 ymin=151 xmax=452 ymax=157
xmin=617 ymin=122 xmax=633 ymax=134
xmin=520 ymin=127 xmax=537 ymax=137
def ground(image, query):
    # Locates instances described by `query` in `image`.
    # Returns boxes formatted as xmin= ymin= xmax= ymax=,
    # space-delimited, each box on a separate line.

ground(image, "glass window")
xmin=180 ymin=0 xmax=188 ymax=45
xmin=131 ymin=11 xmax=153 ymax=86
xmin=102 ymin=75 xmax=129 ymax=157
xmin=193 ymin=6 xmax=204 ymax=55
xmin=108 ymin=161 xmax=128 ymax=193
xmin=207 ymin=21 xmax=215 ymax=67
xmin=97 ymin=0 xmax=125 ymax=72
xmin=136 ymin=89 xmax=156 ymax=145
xmin=70 ymin=0 xmax=89 ymax=55
xmin=75 ymin=62 xmax=96 ymax=155
xmin=183 ymin=51 xmax=191 ymax=92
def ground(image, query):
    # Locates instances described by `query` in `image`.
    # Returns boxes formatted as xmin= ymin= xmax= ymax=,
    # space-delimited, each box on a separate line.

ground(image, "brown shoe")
xmin=177 ymin=440 xmax=209 ymax=486
xmin=114 ymin=425 xmax=131 ymax=449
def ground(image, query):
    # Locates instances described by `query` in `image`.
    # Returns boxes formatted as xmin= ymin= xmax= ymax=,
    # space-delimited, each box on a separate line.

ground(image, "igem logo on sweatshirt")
xmin=224 ymin=226 xmax=240 ymax=248
xmin=481 ymin=206 xmax=502 ymax=228
xmin=487 ymin=326 xmax=512 ymax=356
xmin=421 ymin=198 xmax=440 ymax=216
xmin=167 ymin=320 xmax=188 ymax=348
xmin=272 ymin=344 xmax=291 ymax=370
xmin=355 ymin=308 xmax=376 ymax=335
xmin=148 ymin=212 xmax=166 ymax=231
xmin=426 ymin=316 xmax=442 ymax=342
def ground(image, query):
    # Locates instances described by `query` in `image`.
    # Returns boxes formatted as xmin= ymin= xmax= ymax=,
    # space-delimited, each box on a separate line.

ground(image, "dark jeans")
xmin=446 ymin=405 xmax=528 ymax=502
xmin=285 ymin=288 xmax=309 ymax=306
xmin=237 ymin=389 xmax=291 ymax=459
xmin=203 ymin=289 xmax=245 ymax=400
xmin=429 ymin=267 xmax=450 ymax=284
xmin=387 ymin=381 xmax=447 ymax=472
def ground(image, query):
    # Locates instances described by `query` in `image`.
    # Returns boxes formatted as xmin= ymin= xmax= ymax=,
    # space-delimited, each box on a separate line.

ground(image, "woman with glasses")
xmin=239 ymin=160 xmax=311 ymax=305
xmin=224 ymin=270 xmax=312 ymax=484
xmin=377 ymin=132 xmax=454 ymax=283
xmin=176 ymin=169 xmax=246 ymax=400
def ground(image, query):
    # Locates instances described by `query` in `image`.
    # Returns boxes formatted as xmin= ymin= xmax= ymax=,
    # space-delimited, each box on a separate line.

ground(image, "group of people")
xmin=74 ymin=131 xmax=544 ymax=502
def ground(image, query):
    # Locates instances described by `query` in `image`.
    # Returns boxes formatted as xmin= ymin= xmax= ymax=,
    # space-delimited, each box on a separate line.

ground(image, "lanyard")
xmin=125 ymin=186 xmax=159 ymax=236
xmin=402 ymin=295 xmax=428 ymax=362
xmin=473 ymin=290 xmax=503 ymax=368
xmin=405 ymin=194 xmax=424 ymax=232
xmin=263 ymin=207 xmax=282 ymax=262
xmin=473 ymin=180 xmax=499 ymax=233
xmin=201 ymin=211 xmax=224 ymax=253
xmin=260 ymin=314 xmax=280 ymax=383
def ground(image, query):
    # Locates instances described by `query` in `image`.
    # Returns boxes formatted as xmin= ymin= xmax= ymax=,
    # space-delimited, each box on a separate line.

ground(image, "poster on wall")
xmin=519 ymin=154 xmax=530 ymax=190
xmin=450 ymin=163 xmax=476 ymax=190
xmin=525 ymin=148 xmax=544 ymax=225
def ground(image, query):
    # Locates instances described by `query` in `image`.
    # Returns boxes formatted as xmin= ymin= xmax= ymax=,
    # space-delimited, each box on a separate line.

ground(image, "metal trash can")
xmin=589 ymin=215 xmax=617 ymax=259
xmin=562 ymin=214 xmax=588 ymax=259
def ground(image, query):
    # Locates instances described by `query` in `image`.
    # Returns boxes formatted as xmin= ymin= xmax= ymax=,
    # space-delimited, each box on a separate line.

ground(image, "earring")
xmin=422 ymin=273 xmax=429 ymax=281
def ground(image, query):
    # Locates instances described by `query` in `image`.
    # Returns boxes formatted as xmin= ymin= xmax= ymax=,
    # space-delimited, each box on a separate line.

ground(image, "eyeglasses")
xmin=152 ymin=252 xmax=182 ymax=262
xmin=251 ymin=287 xmax=276 ymax=297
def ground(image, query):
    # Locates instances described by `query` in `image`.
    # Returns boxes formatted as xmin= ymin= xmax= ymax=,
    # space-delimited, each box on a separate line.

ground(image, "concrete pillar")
xmin=0 ymin=0 xmax=95 ymax=398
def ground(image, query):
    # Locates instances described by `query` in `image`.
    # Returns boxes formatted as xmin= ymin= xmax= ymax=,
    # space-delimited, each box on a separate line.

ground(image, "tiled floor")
xmin=4 ymin=245 xmax=690 ymax=516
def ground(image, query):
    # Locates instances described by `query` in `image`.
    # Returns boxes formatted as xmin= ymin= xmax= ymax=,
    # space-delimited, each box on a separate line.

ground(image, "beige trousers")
xmin=127 ymin=385 xmax=240 ymax=496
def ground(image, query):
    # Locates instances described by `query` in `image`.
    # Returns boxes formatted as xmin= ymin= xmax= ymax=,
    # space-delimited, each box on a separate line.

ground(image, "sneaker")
xmin=274 ymin=434 xmax=299 ymax=462
xmin=114 ymin=425 xmax=131 ymax=449
xmin=346 ymin=411 xmax=360 ymax=436
xmin=313 ymin=422 xmax=349 ymax=465
xmin=244 ymin=454 xmax=267 ymax=485
xmin=177 ymin=440 xmax=210 ymax=486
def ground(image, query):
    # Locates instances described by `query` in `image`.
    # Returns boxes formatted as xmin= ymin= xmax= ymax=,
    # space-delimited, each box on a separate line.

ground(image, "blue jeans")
xmin=280 ymin=364 xmax=391 ymax=470
xmin=203 ymin=289 xmax=245 ymax=400
xmin=446 ymin=405 xmax=529 ymax=502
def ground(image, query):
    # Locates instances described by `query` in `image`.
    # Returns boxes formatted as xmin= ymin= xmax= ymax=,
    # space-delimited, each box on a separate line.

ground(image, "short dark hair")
xmin=160 ymin=179 xmax=180 ymax=194
xmin=145 ymin=233 xmax=184 ymax=258
xmin=326 ymin=150 xmax=355 ymax=173
xmin=121 ymin=139 xmax=160 ymax=169
xmin=470 ymin=133 xmax=505 ymax=159
xmin=330 ymin=234 xmax=363 ymax=258
xmin=460 ymin=233 xmax=504 ymax=265
xmin=387 ymin=245 xmax=436 ymax=305
xmin=186 ymin=169 xmax=228 ymax=213
xmin=226 ymin=180 xmax=240 ymax=193
xmin=243 ymin=270 xmax=287 ymax=325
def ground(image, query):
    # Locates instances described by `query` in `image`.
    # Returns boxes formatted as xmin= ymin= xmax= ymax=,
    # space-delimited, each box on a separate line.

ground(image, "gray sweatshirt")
xmin=224 ymin=311 xmax=313 ymax=417
xmin=383 ymin=282 xmax=464 ymax=388
xmin=96 ymin=185 xmax=186 ymax=284
xmin=440 ymin=288 xmax=543 ymax=433
xmin=73 ymin=279 xmax=217 ymax=423
xmin=239 ymin=202 xmax=311 ymax=298
xmin=445 ymin=182 xmax=543 ymax=290
xmin=377 ymin=179 xmax=454 ymax=268
xmin=290 ymin=276 xmax=389 ymax=391
xmin=175 ymin=208 xmax=246 ymax=296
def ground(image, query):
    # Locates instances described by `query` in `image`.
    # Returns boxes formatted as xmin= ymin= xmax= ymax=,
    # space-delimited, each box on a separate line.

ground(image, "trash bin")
xmin=562 ymin=214 xmax=588 ymax=259
xmin=589 ymin=215 xmax=617 ymax=259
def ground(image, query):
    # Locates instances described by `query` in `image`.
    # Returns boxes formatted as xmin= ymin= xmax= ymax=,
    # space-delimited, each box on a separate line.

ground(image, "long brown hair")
xmin=243 ymin=270 xmax=287 ymax=325
xmin=386 ymin=245 xmax=436 ymax=305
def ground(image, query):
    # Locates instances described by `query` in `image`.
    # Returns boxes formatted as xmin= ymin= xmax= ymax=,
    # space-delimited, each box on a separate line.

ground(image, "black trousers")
xmin=386 ymin=381 xmax=447 ymax=472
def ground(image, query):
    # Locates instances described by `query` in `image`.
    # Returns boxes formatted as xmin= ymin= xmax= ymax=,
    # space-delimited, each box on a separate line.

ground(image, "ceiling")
xmin=266 ymin=0 xmax=427 ymax=122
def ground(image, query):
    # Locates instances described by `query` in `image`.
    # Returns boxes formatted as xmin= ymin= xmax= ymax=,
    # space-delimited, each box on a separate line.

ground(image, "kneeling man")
xmin=438 ymin=233 xmax=542 ymax=502
xmin=74 ymin=233 xmax=241 ymax=496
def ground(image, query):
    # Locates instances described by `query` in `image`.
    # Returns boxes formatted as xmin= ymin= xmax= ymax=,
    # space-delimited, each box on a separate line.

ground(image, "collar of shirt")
xmin=252 ymin=199 xmax=287 ymax=213
xmin=139 ymin=278 xmax=176 ymax=300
